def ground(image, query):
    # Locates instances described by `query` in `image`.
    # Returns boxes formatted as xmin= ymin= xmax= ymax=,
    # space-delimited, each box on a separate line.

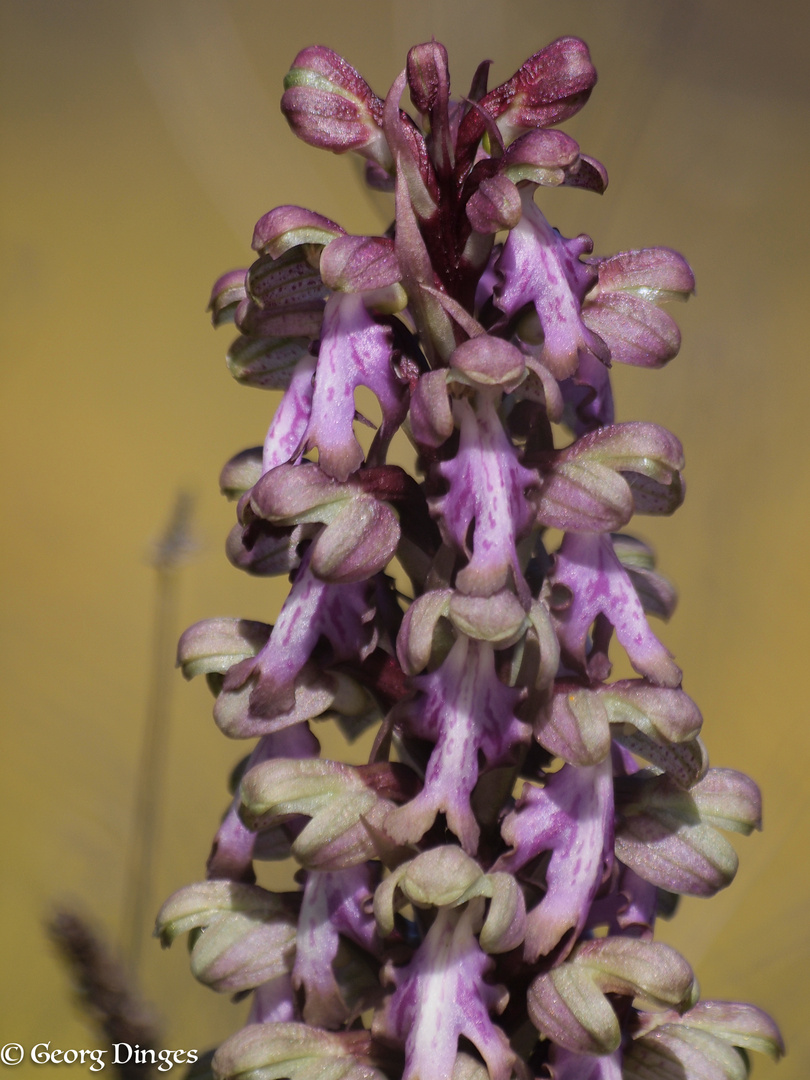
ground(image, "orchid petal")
xmin=496 ymin=756 xmax=614 ymax=960
xmin=550 ymin=531 xmax=682 ymax=687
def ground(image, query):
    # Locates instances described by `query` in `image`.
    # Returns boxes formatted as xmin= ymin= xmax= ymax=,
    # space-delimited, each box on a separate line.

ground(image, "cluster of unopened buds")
xmin=157 ymin=37 xmax=784 ymax=1080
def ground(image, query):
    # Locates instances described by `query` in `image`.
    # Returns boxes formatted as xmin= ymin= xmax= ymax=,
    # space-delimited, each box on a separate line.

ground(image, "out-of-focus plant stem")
xmin=122 ymin=493 xmax=197 ymax=977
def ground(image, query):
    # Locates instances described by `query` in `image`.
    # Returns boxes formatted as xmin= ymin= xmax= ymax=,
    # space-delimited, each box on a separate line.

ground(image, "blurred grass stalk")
xmin=122 ymin=492 xmax=197 ymax=976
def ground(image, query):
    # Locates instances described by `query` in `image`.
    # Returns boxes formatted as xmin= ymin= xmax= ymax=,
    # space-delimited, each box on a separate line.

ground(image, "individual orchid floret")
xmin=377 ymin=917 xmax=515 ymax=1080
xmin=396 ymin=586 xmax=528 ymax=675
xmin=454 ymin=37 xmax=597 ymax=171
xmin=239 ymin=758 xmax=416 ymax=870
xmin=528 ymin=936 xmax=698 ymax=1056
xmin=625 ymin=1000 xmax=785 ymax=1078
xmin=533 ymin=422 xmax=685 ymax=533
xmin=373 ymin=846 xmax=526 ymax=954
xmin=155 ymin=881 xmax=297 ymax=995
xmin=249 ymin=462 xmax=401 ymax=584
xmin=293 ymin=864 xmax=382 ymax=1028
xmin=221 ymin=210 xmax=410 ymax=481
xmin=494 ymin=189 xmax=607 ymax=381
xmin=549 ymin=530 xmax=682 ymax=687
xmin=582 ymin=247 xmax=696 ymax=368
xmin=494 ymin=756 xmax=614 ymax=961
xmin=303 ymin=290 xmax=407 ymax=481
xmin=212 ymin=547 xmax=377 ymax=738
xmin=225 ymin=494 xmax=314 ymax=579
xmin=384 ymin=633 xmax=527 ymax=854
xmin=431 ymin=390 xmax=537 ymax=602
xmin=536 ymin=679 xmax=704 ymax=774
xmin=282 ymin=46 xmax=393 ymax=172
xmin=373 ymin=852 xmax=520 ymax=1080
xmin=614 ymin=766 xmax=762 ymax=897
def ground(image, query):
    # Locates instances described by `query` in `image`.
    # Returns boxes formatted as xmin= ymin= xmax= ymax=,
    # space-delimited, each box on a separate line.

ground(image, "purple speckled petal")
xmin=242 ymin=248 xmax=327 ymax=338
xmin=494 ymin=188 xmax=607 ymax=379
xmin=293 ymin=864 xmax=380 ymax=1028
xmin=218 ymin=548 xmax=376 ymax=729
xmin=432 ymin=394 xmax=536 ymax=601
xmin=262 ymin=353 xmax=316 ymax=473
xmin=495 ymin=755 xmax=614 ymax=960
xmin=306 ymin=293 xmax=407 ymax=481
xmin=550 ymin=531 xmax=681 ymax=687
xmin=385 ymin=637 xmax=527 ymax=853
xmin=378 ymin=904 xmax=515 ymax=1080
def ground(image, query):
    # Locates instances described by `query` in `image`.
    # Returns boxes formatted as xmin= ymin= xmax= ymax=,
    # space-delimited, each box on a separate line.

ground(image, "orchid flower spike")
xmin=159 ymin=36 xmax=782 ymax=1080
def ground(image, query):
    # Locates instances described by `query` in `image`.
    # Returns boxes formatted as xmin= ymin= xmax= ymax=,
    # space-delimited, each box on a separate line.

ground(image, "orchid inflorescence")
xmin=157 ymin=38 xmax=783 ymax=1080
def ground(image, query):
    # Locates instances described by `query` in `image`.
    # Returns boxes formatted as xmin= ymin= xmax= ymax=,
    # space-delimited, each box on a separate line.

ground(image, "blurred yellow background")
xmin=2 ymin=0 xmax=808 ymax=1075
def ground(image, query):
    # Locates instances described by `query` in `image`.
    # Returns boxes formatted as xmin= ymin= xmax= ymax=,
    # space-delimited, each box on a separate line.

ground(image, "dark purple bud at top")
xmin=407 ymin=42 xmax=453 ymax=177
xmin=406 ymin=41 xmax=448 ymax=116
xmin=282 ymin=47 xmax=393 ymax=170
xmin=456 ymin=37 xmax=596 ymax=170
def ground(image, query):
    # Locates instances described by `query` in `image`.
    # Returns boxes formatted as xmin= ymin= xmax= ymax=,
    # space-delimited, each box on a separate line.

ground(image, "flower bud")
xmin=282 ymin=47 xmax=393 ymax=171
